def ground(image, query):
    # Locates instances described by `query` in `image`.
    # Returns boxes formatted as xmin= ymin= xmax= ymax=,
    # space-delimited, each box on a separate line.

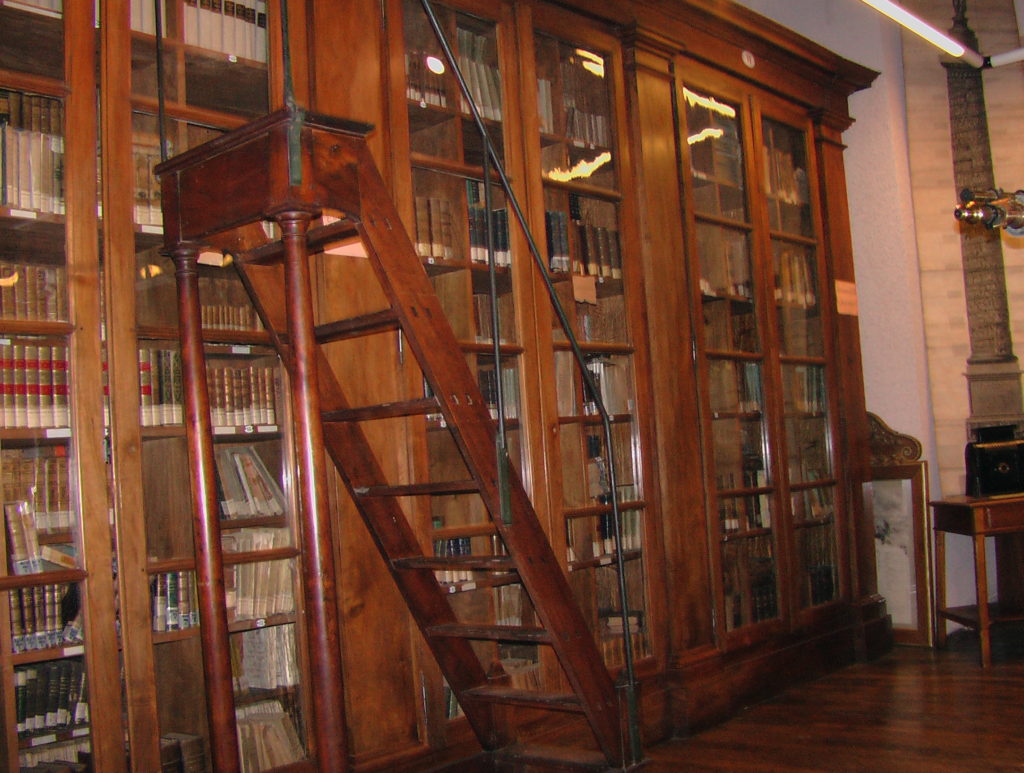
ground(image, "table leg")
xmin=935 ymin=529 xmax=946 ymax=648
xmin=974 ymin=533 xmax=991 ymax=667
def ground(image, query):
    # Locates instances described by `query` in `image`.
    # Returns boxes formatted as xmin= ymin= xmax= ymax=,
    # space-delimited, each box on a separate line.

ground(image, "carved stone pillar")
xmin=944 ymin=0 xmax=1024 ymax=435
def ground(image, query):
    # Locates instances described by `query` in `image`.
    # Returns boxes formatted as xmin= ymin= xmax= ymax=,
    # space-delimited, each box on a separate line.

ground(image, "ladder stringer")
xmin=337 ymin=142 xmax=627 ymax=766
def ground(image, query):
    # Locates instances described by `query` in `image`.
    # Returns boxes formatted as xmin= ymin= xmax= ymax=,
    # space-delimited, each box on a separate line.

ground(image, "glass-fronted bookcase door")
xmin=680 ymin=66 xmax=842 ymax=647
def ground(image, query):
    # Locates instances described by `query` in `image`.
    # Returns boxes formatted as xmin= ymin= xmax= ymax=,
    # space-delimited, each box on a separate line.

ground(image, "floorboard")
xmin=645 ymin=627 xmax=1024 ymax=772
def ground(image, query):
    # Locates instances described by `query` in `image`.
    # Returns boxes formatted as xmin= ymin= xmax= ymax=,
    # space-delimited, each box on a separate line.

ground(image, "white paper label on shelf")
xmin=63 ymin=645 xmax=85 ymax=656
xmin=31 ymin=734 xmax=57 ymax=747
xmin=0 ymin=338 xmax=9 ymax=346
xmin=599 ymin=556 xmax=613 ymax=565
xmin=461 ymin=582 xmax=476 ymax=592
xmin=256 ymin=425 xmax=278 ymax=434
xmin=73 ymin=727 xmax=89 ymax=737
xmin=9 ymin=208 xmax=37 ymax=219
xmin=213 ymin=426 xmax=233 ymax=435
xmin=231 ymin=345 xmax=252 ymax=354
xmin=45 ymin=428 xmax=72 ymax=439
xmin=835 ymin=279 xmax=859 ymax=316
xmin=139 ymin=224 xmax=163 ymax=234
xmin=255 ymin=618 xmax=266 ymax=628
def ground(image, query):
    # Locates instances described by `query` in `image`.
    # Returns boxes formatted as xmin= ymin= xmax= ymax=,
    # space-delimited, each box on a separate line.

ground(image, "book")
xmin=6 ymin=499 xmax=42 ymax=575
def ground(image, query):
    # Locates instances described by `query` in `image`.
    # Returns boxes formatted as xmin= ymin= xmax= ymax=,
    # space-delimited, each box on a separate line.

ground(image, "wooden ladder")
xmin=156 ymin=107 xmax=639 ymax=772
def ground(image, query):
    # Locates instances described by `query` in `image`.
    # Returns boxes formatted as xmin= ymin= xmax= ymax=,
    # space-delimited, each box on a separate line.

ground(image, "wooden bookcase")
xmin=0 ymin=0 xmax=883 ymax=768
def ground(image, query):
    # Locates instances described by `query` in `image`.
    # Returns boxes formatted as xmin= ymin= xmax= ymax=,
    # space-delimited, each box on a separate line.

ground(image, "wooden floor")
xmin=644 ymin=628 xmax=1024 ymax=772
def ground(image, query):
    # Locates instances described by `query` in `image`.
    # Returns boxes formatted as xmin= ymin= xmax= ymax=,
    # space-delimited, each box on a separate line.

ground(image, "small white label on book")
xmin=255 ymin=618 xmax=266 ymax=628
xmin=243 ymin=424 xmax=255 ymax=434
xmin=0 ymin=338 xmax=9 ymax=346
xmin=46 ymin=428 xmax=72 ymax=439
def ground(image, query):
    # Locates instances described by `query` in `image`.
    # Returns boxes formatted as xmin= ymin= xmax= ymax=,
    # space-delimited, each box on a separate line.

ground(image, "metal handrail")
xmin=417 ymin=0 xmax=641 ymax=764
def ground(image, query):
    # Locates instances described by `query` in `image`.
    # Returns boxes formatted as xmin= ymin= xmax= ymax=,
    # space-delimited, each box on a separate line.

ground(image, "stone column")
xmin=944 ymin=0 xmax=1024 ymax=435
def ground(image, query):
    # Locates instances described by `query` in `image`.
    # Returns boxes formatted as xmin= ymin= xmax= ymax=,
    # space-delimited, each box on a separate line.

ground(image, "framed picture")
xmin=868 ymin=413 xmax=934 ymax=647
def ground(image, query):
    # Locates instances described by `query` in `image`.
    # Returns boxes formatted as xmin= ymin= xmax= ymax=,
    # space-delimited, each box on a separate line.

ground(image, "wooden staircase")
xmin=155 ymin=107 xmax=642 ymax=772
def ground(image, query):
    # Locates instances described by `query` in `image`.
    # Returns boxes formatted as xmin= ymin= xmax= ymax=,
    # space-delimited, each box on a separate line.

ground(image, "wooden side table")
xmin=932 ymin=495 xmax=1024 ymax=666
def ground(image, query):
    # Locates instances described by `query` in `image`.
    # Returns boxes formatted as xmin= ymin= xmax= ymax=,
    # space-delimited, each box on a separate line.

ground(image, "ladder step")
xmin=314 ymin=308 xmax=400 ymax=344
xmin=492 ymin=744 xmax=622 ymax=772
xmin=322 ymin=396 xmax=440 ymax=423
xmin=461 ymin=686 xmax=585 ymax=714
xmin=426 ymin=623 xmax=552 ymax=643
xmin=242 ymin=216 xmax=361 ymax=265
xmin=392 ymin=555 xmax=517 ymax=572
xmin=354 ymin=480 xmax=478 ymax=497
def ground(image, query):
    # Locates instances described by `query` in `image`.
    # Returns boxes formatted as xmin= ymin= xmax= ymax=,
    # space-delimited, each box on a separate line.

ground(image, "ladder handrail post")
xmin=171 ymin=246 xmax=243 ymax=773
xmin=277 ymin=210 xmax=351 ymax=772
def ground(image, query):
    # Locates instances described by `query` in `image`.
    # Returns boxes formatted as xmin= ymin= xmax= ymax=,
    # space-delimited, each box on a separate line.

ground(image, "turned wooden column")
xmin=172 ymin=246 xmax=242 ymax=773
xmin=277 ymin=209 xmax=349 ymax=771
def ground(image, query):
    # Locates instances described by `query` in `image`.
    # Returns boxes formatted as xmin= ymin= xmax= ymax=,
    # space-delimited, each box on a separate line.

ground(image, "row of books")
xmin=432 ymin=536 xmax=473 ymax=585
xmin=456 ymin=27 xmax=502 ymax=121
xmin=413 ymin=195 xmax=455 ymax=263
xmin=471 ymin=292 xmax=511 ymax=344
xmin=443 ymin=656 xmax=542 ymax=719
xmin=215 ymin=445 xmax=285 ymax=520
xmin=468 ymin=206 xmax=511 ymax=267
xmin=0 ymin=342 xmax=70 ymax=429
xmin=560 ymin=212 xmax=606 ymax=281
xmin=138 ymin=347 xmax=182 ymax=426
xmin=236 ymin=699 xmax=305 ymax=772
xmin=714 ymin=452 xmax=768 ymax=491
xmin=222 ymin=531 xmax=295 ymax=623
xmin=0 ymin=262 xmax=66 ymax=322
xmin=2 ymin=0 xmax=62 ymax=18
xmin=160 ymin=731 xmax=207 ymax=773
xmin=209 ymin=362 xmax=277 ymax=429
xmin=1 ymin=90 xmax=64 ymax=216
xmin=133 ymin=135 xmax=166 ymax=227
xmin=15 ymin=657 xmax=88 ymax=738
xmin=599 ymin=627 xmax=649 ymax=668
xmin=476 ymin=362 xmax=519 ymax=421
xmin=718 ymin=494 xmax=771 ymax=535
xmin=574 ymin=294 xmax=628 ymax=344
xmin=708 ymin=359 xmax=762 ymax=414
xmin=231 ymin=625 xmax=298 ymax=692
xmin=201 ymin=300 xmax=261 ymax=332
xmin=697 ymin=227 xmax=752 ymax=300
xmin=141 ymin=0 xmax=271 ymax=62
xmin=689 ymin=121 xmax=743 ymax=186
xmin=2 ymin=447 xmax=72 ymax=535
xmin=806 ymin=562 xmax=837 ymax=606
xmin=762 ymin=143 xmax=809 ymax=207
xmin=793 ymin=486 xmax=834 ymax=522
xmin=702 ymin=300 xmax=757 ymax=354
xmin=9 ymin=582 xmax=82 ymax=652
xmin=537 ymin=61 xmax=611 ymax=148
xmin=582 ymin=356 xmax=631 ymax=416
xmin=150 ymin=570 xmax=199 ymax=632
xmin=6 ymin=499 xmax=78 ymax=576
xmin=565 ymin=509 xmax=642 ymax=565
xmin=137 ymin=353 xmax=278 ymax=429
xmin=774 ymin=247 xmax=817 ymax=308
xmin=405 ymin=50 xmax=448 ymax=108
xmin=784 ymin=364 xmax=826 ymax=414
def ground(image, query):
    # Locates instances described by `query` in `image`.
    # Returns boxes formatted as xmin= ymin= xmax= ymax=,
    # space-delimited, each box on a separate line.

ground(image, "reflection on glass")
xmin=535 ymin=35 xmax=616 ymax=189
xmin=684 ymin=87 xmax=746 ymax=221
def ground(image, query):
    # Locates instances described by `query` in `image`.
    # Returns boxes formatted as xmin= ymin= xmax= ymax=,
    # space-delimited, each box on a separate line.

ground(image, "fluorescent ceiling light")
xmin=857 ymin=0 xmax=986 ymax=67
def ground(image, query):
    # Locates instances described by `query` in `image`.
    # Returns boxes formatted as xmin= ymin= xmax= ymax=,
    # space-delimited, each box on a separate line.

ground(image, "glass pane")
xmin=683 ymin=87 xmax=746 ymax=221
xmin=795 ymin=519 xmax=838 ymax=608
xmin=762 ymin=118 xmax=812 ymax=237
xmin=1 ymin=90 xmax=66 ymax=219
xmin=0 ymin=3 xmax=63 ymax=80
xmin=132 ymin=2 xmax=268 ymax=117
xmin=782 ymin=363 xmax=830 ymax=484
xmin=696 ymin=223 xmax=753 ymax=303
xmin=404 ymin=0 xmax=505 ymax=168
xmin=773 ymin=240 xmax=823 ymax=357
xmin=721 ymin=533 xmax=778 ymax=630
xmin=535 ymin=35 xmax=616 ymax=190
